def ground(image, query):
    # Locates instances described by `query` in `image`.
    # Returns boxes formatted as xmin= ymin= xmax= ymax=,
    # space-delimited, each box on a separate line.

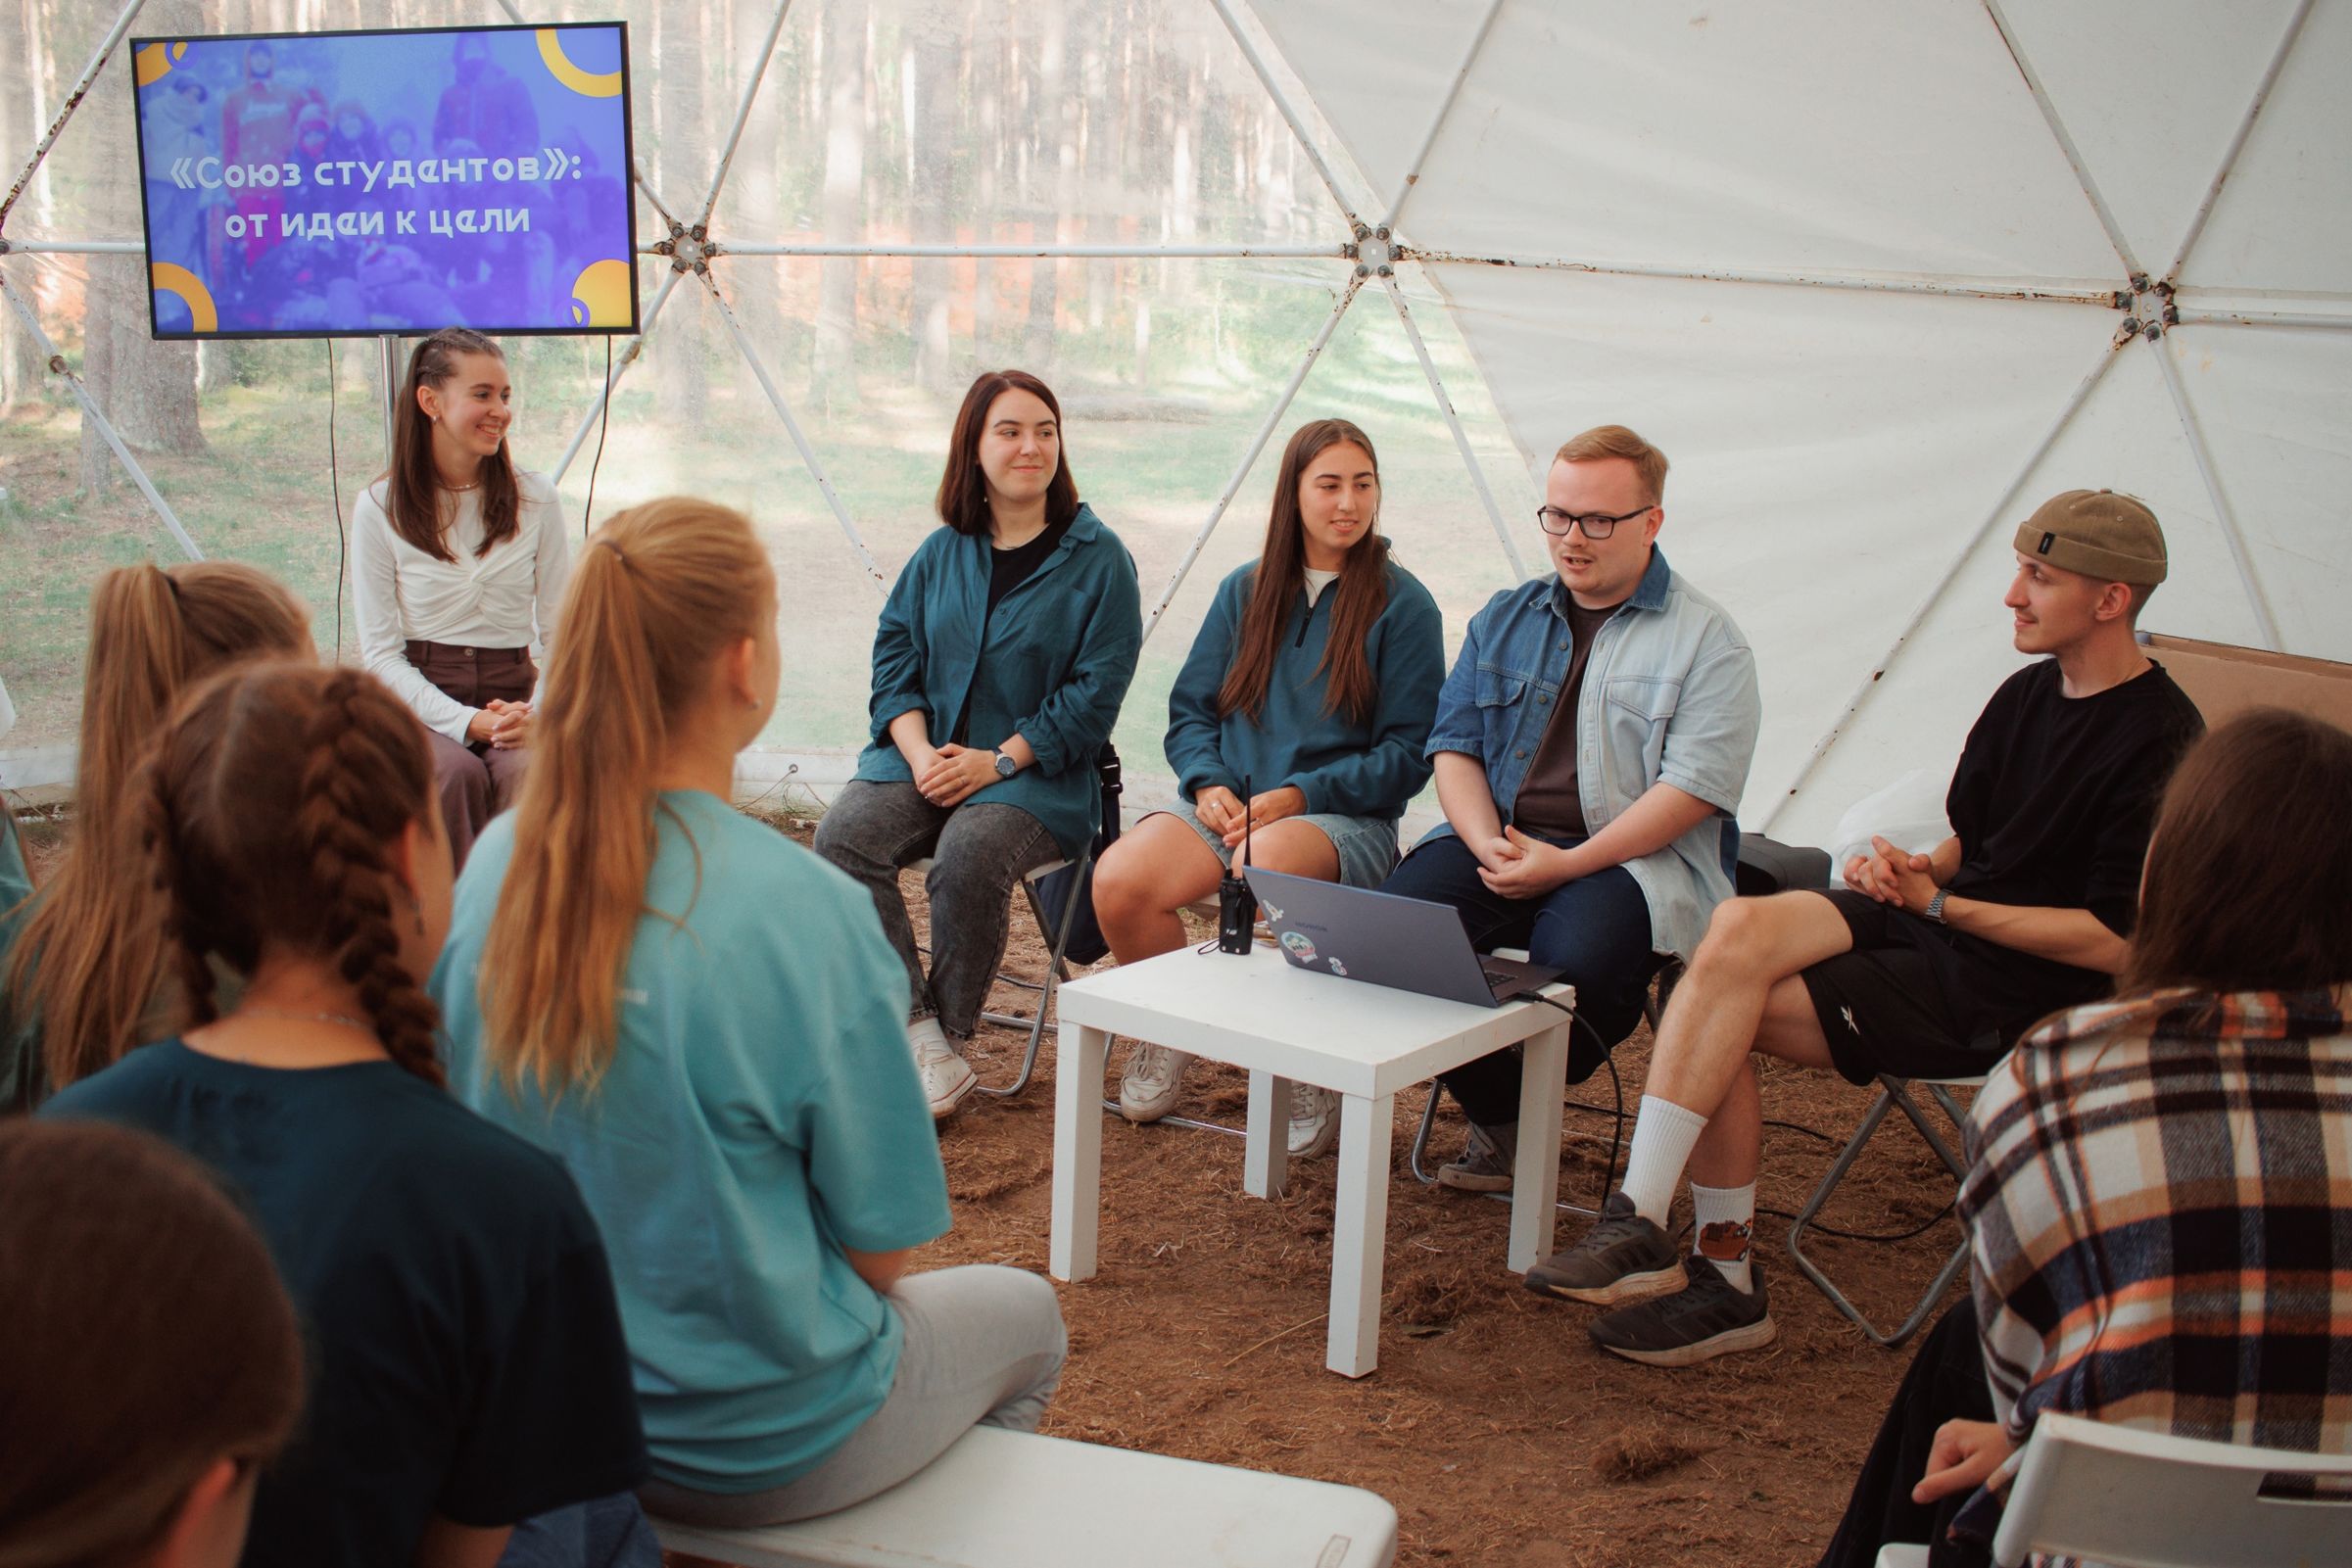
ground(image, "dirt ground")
xmin=797 ymin=818 xmax=1968 ymax=1568
xmin=15 ymin=811 xmax=1970 ymax=1565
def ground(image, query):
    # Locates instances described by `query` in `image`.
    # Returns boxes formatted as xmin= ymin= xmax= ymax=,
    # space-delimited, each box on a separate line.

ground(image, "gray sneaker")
xmin=1287 ymin=1084 xmax=1339 ymax=1159
xmin=1435 ymin=1119 xmax=1516 ymax=1192
xmin=1523 ymin=1191 xmax=1687 ymax=1306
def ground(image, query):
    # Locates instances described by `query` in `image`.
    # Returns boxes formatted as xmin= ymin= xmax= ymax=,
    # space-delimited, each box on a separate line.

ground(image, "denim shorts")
xmin=1153 ymin=798 xmax=1400 ymax=890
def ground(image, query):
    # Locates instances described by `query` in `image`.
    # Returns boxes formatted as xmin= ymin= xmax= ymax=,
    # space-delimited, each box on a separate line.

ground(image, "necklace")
xmin=232 ymin=1006 xmax=375 ymax=1034
xmin=441 ymin=478 xmax=480 ymax=494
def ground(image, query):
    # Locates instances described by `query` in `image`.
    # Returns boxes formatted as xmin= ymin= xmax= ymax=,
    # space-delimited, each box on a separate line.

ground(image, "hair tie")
xmin=157 ymin=567 xmax=185 ymax=604
xmin=594 ymin=538 xmax=631 ymax=571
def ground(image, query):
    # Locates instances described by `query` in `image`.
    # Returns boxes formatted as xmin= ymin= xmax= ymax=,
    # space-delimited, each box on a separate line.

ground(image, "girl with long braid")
xmin=435 ymin=498 xmax=1065 ymax=1528
xmin=41 ymin=661 xmax=649 ymax=1568
xmin=2 ymin=560 xmax=311 ymax=1110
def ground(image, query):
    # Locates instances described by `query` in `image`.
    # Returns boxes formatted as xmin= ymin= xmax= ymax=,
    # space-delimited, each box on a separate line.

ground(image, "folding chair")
xmin=1786 ymin=1071 xmax=1987 ymax=1348
xmin=1875 ymin=1410 xmax=2352 ymax=1568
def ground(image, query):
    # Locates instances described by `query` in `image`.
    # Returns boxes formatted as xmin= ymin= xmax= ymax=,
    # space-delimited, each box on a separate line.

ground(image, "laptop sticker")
xmin=1262 ymin=899 xmax=1284 ymax=924
xmin=1326 ymin=956 xmax=1348 ymax=976
xmin=1280 ymin=930 xmax=1319 ymax=964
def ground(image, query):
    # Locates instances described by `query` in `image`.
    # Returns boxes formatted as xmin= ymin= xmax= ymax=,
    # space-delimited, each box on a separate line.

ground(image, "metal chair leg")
xmin=976 ymin=852 xmax=1089 ymax=1099
xmin=1786 ymin=1074 xmax=1972 ymax=1348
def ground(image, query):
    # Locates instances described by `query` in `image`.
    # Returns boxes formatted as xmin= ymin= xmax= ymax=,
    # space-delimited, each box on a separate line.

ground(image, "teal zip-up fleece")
xmin=1165 ymin=556 xmax=1445 ymax=821
xmin=855 ymin=503 xmax=1141 ymax=860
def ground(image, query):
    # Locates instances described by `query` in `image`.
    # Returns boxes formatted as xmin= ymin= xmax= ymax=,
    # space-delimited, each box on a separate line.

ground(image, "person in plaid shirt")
xmin=1819 ymin=708 xmax=2352 ymax=1568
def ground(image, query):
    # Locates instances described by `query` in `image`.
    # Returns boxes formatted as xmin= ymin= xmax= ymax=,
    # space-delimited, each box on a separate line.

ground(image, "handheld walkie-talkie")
xmin=1217 ymin=775 xmax=1257 ymax=954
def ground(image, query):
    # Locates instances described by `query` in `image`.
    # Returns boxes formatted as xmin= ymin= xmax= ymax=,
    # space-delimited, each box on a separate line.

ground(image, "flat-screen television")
xmin=128 ymin=23 xmax=638 ymax=339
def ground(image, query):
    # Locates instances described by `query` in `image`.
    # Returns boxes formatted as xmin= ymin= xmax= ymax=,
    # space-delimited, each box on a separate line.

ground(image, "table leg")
xmin=1326 ymin=1091 xmax=1394 ymax=1378
xmin=1050 ymin=1022 xmax=1108 ymax=1282
xmin=1244 ymin=1069 xmax=1291 ymax=1199
xmin=1508 ymin=1020 xmax=1569 ymax=1273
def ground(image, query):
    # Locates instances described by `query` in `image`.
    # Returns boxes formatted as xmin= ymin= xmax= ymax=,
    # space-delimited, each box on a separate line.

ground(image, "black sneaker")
xmin=1523 ymin=1191 xmax=1686 ymax=1306
xmin=1587 ymin=1260 xmax=1776 ymax=1367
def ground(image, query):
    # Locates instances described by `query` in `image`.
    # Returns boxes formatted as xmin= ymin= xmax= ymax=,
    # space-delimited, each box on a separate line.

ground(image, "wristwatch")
xmin=992 ymin=750 xmax=1019 ymax=780
xmin=1924 ymin=888 xmax=1949 ymax=925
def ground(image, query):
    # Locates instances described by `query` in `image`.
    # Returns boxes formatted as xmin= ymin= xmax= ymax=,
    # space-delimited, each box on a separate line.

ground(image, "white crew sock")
xmin=1619 ymin=1095 xmax=1707 ymax=1224
xmin=1690 ymin=1180 xmax=1757 ymax=1294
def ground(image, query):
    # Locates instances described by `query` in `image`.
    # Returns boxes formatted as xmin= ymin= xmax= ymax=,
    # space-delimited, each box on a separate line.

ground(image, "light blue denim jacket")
xmin=1422 ymin=547 xmax=1760 ymax=960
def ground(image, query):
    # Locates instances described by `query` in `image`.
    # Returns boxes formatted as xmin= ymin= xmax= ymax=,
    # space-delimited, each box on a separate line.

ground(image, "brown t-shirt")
xmin=1509 ymin=595 xmax=1622 ymax=839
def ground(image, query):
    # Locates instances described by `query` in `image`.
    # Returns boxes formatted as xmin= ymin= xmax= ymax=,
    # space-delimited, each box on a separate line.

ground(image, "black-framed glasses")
xmin=1536 ymin=503 xmax=1654 ymax=539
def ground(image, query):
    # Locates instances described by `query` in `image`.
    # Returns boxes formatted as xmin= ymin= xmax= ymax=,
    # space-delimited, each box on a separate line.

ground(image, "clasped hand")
xmin=1846 ymin=834 xmax=1938 ymax=912
xmin=1473 ymin=826 xmax=1576 ymax=898
xmin=470 ymin=699 xmax=531 ymax=749
xmin=1195 ymin=784 xmax=1307 ymax=850
xmin=1910 ymin=1418 xmax=2014 ymax=1504
xmin=916 ymin=742 xmax=1002 ymax=808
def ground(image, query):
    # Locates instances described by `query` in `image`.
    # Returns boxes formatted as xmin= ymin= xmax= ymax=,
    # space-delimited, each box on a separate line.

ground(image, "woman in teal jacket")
xmin=816 ymin=370 xmax=1141 ymax=1120
xmin=1092 ymin=418 xmax=1444 ymax=1152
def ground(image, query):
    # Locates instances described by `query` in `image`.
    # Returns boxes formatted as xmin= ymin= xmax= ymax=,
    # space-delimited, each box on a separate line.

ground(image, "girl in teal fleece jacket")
xmin=1092 ymin=418 xmax=1444 ymax=1148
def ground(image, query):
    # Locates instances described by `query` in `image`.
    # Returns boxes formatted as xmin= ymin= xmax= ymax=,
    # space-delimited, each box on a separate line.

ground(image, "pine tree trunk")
xmin=811 ymin=0 xmax=865 ymax=410
xmin=907 ymin=30 xmax=956 ymax=397
xmin=652 ymin=3 xmax=708 ymax=423
xmin=1022 ymin=6 xmax=1071 ymax=369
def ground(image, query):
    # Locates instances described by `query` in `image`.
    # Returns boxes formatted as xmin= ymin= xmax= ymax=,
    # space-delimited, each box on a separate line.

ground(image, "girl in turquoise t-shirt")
xmin=437 ymin=497 xmax=1066 ymax=1528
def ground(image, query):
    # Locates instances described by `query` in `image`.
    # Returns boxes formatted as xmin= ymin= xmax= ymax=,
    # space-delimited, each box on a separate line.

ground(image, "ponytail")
xmin=9 ymin=561 xmax=310 ymax=1094
xmin=480 ymin=499 xmax=771 ymax=1094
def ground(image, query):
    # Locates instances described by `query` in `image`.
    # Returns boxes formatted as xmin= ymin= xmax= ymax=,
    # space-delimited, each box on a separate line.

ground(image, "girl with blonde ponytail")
xmin=42 ymin=660 xmax=648 ymax=1568
xmin=2 ymin=560 xmax=310 ymax=1109
xmin=438 ymin=498 xmax=1066 ymax=1528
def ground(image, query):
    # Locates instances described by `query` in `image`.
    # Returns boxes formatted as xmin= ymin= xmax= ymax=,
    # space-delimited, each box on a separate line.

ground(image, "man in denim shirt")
xmin=1386 ymin=425 xmax=1759 ymax=1202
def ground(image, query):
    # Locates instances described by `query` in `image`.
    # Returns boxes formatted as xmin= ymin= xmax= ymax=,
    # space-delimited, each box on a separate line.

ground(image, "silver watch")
xmin=1924 ymin=888 xmax=1949 ymax=925
xmin=993 ymin=749 xmax=1019 ymax=780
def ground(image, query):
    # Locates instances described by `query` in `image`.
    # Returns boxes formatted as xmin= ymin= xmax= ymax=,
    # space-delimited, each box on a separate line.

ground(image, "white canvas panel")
xmin=1770 ymin=341 xmax=2268 ymax=845
xmin=1424 ymin=261 xmax=2119 ymax=832
xmin=1992 ymin=0 xmax=2307 ymax=282
xmin=2155 ymin=324 xmax=2352 ymax=659
xmin=2181 ymin=0 xmax=2352 ymax=295
xmin=1255 ymin=0 xmax=2121 ymax=283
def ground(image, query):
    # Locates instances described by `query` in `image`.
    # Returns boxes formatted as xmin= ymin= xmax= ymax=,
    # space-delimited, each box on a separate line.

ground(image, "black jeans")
xmin=1379 ymin=832 xmax=1656 ymax=1126
xmin=1817 ymin=1298 xmax=1996 ymax=1568
xmin=812 ymin=781 xmax=1060 ymax=1039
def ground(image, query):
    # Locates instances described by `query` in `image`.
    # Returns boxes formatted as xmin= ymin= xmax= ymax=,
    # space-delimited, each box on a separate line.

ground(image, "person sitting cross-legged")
xmin=1816 ymin=708 xmax=2352 ymax=1568
xmin=1095 ymin=418 xmax=1444 ymax=1157
xmin=1384 ymin=424 xmax=1760 ymax=1192
xmin=1534 ymin=490 xmax=2205 ymax=1367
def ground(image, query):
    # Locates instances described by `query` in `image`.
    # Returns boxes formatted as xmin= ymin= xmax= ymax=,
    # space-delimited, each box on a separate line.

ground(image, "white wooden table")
xmin=1049 ymin=944 xmax=1576 ymax=1378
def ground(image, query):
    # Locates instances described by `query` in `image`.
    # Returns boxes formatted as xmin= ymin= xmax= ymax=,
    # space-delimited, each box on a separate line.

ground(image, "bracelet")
xmin=1924 ymin=888 xmax=1949 ymax=925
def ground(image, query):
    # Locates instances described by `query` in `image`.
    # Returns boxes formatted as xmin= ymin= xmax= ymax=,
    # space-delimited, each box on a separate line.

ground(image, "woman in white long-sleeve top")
xmin=352 ymin=327 xmax=571 ymax=869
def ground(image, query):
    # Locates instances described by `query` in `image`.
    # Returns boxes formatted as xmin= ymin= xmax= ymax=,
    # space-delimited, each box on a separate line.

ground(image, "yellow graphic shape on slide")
xmin=537 ymin=29 xmax=622 ymax=98
xmin=134 ymin=41 xmax=188 ymax=87
xmin=569 ymin=259 xmax=631 ymax=328
xmin=151 ymin=263 xmax=217 ymax=333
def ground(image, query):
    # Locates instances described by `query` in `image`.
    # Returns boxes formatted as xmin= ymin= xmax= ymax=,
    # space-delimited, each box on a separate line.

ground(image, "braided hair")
xmin=139 ymin=662 xmax=446 ymax=1085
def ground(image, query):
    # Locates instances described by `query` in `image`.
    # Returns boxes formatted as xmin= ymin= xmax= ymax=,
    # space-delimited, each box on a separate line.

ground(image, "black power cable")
xmin=326 ymin=339 xmax=348 ymax=659
xmin=583 ymin=335 xmax=613 ymax=537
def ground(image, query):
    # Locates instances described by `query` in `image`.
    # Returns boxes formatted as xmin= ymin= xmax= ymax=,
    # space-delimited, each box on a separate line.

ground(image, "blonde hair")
xmin=1554 ymin=424 xmax=1669 ymax=505
xmin=479 ymin=499 xmax=771 ymax=1093
xmin=8 ymin=562 xmax=312 ymax=1096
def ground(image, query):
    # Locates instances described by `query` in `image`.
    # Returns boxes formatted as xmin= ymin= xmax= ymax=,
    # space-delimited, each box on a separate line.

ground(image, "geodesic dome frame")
xmin=8 ymin=0 xmax=2348 ymax=844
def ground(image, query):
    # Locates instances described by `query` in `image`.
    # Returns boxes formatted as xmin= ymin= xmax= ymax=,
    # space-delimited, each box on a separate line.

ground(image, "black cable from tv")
xmin=325 ymin=339 xmax=347 ymax=659
xmin=583 ymin=335 xmax=613 ymax=537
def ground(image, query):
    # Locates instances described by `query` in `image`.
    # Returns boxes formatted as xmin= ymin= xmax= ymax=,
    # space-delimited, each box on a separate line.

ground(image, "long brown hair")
xmin=1218 ymin=419 xmax=1392 ymax=725
xmin=6 ymin=562 xmax=311 ymax=1097
xmin=0 ymin=1118 xmax=303 ymax=1565
xmin=141 ymin=662 xmax=447 ymax=1085
xmin=2121 ymin=708 xmax=2352 ymax=996
xmin=480 ymin=499 xmax=773 ymax=1093
xmin=382 ymin=327 xmax=521 ymax=562
xmin=935 ymin=369 xmax=1080 ymax=537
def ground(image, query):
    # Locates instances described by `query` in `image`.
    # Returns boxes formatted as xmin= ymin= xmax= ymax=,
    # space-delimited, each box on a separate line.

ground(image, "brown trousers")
xmin=407 ymin=640 xmax=534 ymax=872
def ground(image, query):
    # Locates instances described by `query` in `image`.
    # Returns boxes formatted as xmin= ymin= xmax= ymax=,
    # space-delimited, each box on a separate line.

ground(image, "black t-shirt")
xmin=1511 ymin=595 xmax=1621 ymax=840
xmin=1908 ymin=658 xmax=2204 ymax=1042
xmin=985 ymin=514 xmax=1073 ymax=618
xmin=41 ymin=1041 xmax=648 ymax=1568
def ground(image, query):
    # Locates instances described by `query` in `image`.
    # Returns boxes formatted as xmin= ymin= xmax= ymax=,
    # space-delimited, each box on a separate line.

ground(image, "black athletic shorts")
xmin=1799 ymin=890 xmax=2004 ymax=1087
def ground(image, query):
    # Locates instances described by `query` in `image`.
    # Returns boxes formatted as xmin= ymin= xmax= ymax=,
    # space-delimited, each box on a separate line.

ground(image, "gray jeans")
xmin=812 ymin=781 xmax=1060 ymax=1039
xmin=639 ymin=1265 xmax=1067 ymax=1527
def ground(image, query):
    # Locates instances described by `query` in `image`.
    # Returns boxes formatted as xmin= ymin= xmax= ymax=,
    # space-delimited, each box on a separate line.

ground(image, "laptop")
xmin=1243 ymin=868 xmax=1563 ymax=1009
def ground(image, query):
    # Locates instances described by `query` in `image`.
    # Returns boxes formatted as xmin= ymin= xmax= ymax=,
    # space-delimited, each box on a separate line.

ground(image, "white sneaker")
xmin=1118 ymin=1041 xmax=1192 ymax=1123
xmin=909 ymin=1018 xmax=977 ymax=1120
xmin=1288 ymin=1084 xmax=1340 ymax=1160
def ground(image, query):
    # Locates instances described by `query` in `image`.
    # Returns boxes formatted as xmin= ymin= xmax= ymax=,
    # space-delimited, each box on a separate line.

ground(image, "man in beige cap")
xmin=1518 ymin=489 xmax=2204 ymax=1367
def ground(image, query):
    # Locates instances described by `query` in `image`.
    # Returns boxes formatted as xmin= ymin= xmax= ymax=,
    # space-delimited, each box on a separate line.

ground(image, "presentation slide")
xmin=129 ymin=24 xmax=639 ymax=339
